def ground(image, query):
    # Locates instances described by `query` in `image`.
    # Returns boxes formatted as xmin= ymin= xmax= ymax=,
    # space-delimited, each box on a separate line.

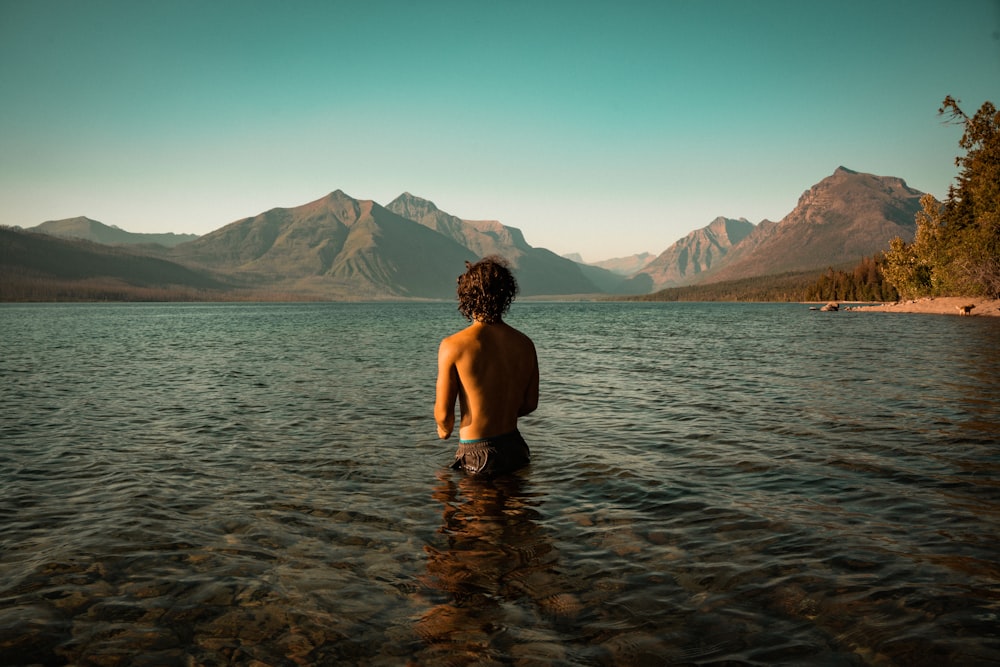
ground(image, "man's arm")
xmin=435 ymin=338 xmax=459 ymax=439
xmin=518 ymin=344 xmax=539 ymax=417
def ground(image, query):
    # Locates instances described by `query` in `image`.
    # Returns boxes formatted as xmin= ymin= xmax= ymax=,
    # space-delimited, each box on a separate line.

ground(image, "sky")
xmin=1 ymin=1 xmax=998 ymax=262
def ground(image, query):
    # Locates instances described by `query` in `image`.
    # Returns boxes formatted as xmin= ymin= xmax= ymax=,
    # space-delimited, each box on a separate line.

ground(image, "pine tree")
xmin=884 ymin=97 xmax=1000 ymax=298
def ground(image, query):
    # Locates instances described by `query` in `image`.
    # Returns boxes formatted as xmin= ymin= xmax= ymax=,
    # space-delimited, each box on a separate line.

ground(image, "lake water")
xmin=1 ymin=301 xmax=999 ymax=666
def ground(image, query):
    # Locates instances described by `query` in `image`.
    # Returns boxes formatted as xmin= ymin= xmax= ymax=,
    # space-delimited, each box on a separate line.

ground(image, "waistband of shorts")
xmin=459 ymin=429 xmax=520 ymax=445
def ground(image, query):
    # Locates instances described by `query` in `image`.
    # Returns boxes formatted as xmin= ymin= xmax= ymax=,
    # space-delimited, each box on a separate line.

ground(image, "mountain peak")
xmin=803 ymin=167 xmax=921 ymax=208
xmin=388 ymin=192 xmax=440 ymax=216
xmin=385 ymin=193 xmax=449 ymax=237
xmin=291 ymin=189 xmax=367 ymax=217
xmin=700 ymin=168 xmax=925 ymax=284
xmin=638 ymin=216 xmax=756 ymax=290
xmin=41 ymin=215 xmax=99 ymax=227
xmin=324 ymin=189 xmax=354 ymax=201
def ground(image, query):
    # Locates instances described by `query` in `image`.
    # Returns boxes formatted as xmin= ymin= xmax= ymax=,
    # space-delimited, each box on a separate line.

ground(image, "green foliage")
xmin=883 ymin=97 xmax=1000 ymax=298
xmin=623 ymin=258 xmax=900 ymax=304
xmin=881 ymin=233 xmax=932 ymax=300
xmin=802 ymin=255 xmax=900 ymax=302
xmin=620 ymin=270 xmax=827 ymax=302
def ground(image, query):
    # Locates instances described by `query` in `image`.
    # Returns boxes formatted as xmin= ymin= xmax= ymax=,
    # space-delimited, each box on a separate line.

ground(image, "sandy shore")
xmin=844 ymin=296 xmax=1000 ymax=317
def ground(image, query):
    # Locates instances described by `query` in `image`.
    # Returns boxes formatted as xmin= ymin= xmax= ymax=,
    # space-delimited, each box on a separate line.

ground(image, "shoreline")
xmin=844 ymin=296 xmax=1000 ymax=317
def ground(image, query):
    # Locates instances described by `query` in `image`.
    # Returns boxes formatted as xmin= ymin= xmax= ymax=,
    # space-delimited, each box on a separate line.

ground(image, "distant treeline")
xmin=0 ymin=227 xmax=319 ymax=302
xmin=0 ymin=274 xmax=318 ymax=302
xmin=6 ymin=265 xmax=898 ymax=303
xmin=1 ymin=273 xmax=199 ymax=301
xmin=621 ymin=256 xmax=899 ymax=303
xmin=620 ymin=270 xmax=823 ymax=302
xmin=800 ymin=255 xmax=900 ymax=302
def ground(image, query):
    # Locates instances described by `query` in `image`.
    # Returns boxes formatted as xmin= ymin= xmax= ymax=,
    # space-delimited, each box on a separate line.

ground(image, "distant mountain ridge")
xmin=698 ymin=167 xmax=923 ymax=284
xmin=581 ymin=253 xmax=656 ymax=276
xmin=630 ymin=167 xmax=924 ymax=291
xmin=639 ymin=217 xmax=756 ymax=291
xmin=164 ymin=190 xmax=620 ymax=298
xmin=385 ymin=193 xmax=618 ymax=296
xmin=29 ymin=217 xmax=198 ymax=247
xmin=1 ymin=226 xmax=228 ymax=299
xmin=386 ymin=193 xmax=521 ymax=257
xmin=171 ymin=190 xmax=477 ymax=299
xmin=4 ymin=167 xmax=929 ymax=300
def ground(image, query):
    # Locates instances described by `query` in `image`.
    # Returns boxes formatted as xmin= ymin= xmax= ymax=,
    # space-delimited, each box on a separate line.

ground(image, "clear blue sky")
xmin=1 ymin=0 xmax=998 ymax=262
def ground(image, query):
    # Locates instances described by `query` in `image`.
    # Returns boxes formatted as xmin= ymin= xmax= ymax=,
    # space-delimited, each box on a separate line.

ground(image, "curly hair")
xmin=456 ymin=256 xmax=519 ymax=324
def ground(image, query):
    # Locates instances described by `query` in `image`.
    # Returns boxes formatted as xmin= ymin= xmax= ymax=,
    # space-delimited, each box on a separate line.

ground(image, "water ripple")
xmin=1 ymin=302 xmax=998 ymax=665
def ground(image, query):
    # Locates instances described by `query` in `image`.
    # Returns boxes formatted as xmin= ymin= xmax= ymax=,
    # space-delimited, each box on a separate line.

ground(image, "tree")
xmin=802 ymin=255 xmax=899 ymax=302
xmin=883 ymin=97 xmax=1000 ymax=298
xmin=881 ymin=235 xmax=930 ymax=300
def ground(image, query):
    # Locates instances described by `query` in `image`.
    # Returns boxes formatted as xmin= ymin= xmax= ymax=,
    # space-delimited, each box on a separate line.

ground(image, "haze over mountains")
xmin=8 ymin=167 xmax=925 ymax=299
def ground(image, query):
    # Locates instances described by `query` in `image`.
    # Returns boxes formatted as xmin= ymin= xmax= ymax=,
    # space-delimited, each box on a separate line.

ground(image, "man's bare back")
xmin=435 ymin=320 xmax=538 ymax=441
xmin=436 ymin=256 xmax=538 ymax=476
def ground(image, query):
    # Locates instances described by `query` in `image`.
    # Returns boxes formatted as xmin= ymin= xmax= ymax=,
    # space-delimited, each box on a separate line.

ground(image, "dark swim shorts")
xmin=450 ymin=430 xmax=530 ymax=477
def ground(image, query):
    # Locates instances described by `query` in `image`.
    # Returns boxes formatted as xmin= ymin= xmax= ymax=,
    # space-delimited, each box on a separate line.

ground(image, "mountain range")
xmin=630 ymin=167 xmax=924 ymax=291
xmin=31 ymin=216 xmax=198 ymax=248
xmin=159 ymin=190 xmax=616 ymax=298
xmin=8 ymin=167 xmax=925 ymax=299
xmin=636 ymin=217 xmax=757 ymax=291
xmin=575 ymin=252 xmax=657 ymax=276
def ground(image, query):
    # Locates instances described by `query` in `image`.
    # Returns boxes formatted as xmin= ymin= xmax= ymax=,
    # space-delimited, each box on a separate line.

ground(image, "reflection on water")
xmin=1 ymin=302 xmax=999 ymax=665
xmin=415 ymin=469 xmax=575 ymax=664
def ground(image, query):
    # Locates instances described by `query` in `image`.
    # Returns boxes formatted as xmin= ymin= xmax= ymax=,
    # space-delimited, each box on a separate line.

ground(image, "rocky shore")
xmin=847 ymin=296 xmax=1000 ymax=317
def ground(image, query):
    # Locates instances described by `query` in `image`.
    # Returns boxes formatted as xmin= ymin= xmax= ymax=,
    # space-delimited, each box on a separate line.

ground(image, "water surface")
xmin=2 ymin=302 xmax=998 ymax=665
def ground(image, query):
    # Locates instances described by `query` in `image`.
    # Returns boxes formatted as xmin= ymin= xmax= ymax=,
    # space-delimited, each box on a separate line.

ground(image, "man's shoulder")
xmin=443 ymin=321 xmax=532 ymax=345
xmin=440 ymin=326 xmax=476 ymax=349
xmin=504 ymin=323 xmax=535 ymax=344
xmin=495 ymin=324 xmax=536 ymax=357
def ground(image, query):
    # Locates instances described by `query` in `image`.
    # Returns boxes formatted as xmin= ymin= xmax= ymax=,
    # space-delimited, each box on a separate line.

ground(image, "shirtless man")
xmin=435 ymin=256 xmax=539 ymax=477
